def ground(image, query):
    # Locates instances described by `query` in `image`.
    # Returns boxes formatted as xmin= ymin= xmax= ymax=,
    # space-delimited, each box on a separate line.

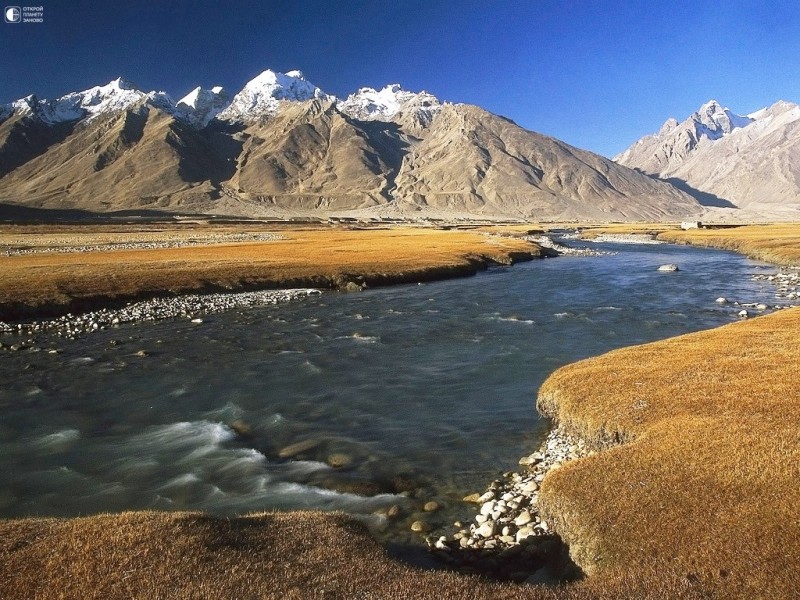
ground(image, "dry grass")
xmin=0 ymin=226 xmax=542 ymax=319
xmin=576 ymin=222 xmax=800 ymax=266
xmin=536 ymin=307 xmax=800 ymax=598
xmin=0 ymin=510 xmax=745 ymax=600
xmin=658 ymin=224 xmax=800 ymax=266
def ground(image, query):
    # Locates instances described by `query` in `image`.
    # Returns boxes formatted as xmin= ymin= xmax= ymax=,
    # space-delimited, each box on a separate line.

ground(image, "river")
xmin=0 ymin=239 xmax=779 ymax=542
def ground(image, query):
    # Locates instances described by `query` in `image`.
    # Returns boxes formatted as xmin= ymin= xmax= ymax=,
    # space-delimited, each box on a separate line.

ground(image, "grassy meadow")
xmin=0 ymin=224 xmax=543 ymax=319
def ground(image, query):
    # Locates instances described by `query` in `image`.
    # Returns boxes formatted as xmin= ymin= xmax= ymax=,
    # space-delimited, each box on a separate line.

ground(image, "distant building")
xmin=681 ymin=221 xmax=703 ymax=230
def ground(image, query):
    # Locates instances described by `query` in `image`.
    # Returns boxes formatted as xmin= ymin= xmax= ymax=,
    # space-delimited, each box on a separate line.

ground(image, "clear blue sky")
xmin=1 ymin=0 xmax=798 ymax=157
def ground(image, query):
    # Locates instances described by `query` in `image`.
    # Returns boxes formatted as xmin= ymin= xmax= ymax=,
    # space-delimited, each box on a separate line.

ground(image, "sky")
xmin=1 ymin=0 xmax=799 ymax=158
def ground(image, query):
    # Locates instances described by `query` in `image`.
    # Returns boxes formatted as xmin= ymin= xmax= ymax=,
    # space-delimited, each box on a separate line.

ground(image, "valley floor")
xmin=2 ymin=223 xmax=800 ymax=598
xmin=0 ymin=223 xmax=545 ymax=321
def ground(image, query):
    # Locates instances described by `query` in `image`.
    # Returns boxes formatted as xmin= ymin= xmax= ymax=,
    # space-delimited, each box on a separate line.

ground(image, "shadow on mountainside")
xmin=0 ymin=203 xmax=201 ymax=223
xmin=661 ymin=177 xmax=738 ymax=208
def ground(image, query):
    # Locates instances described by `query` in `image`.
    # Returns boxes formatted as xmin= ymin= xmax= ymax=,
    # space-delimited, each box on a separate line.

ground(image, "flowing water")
xmin=0 ymin=240 xmax=779 ymax=541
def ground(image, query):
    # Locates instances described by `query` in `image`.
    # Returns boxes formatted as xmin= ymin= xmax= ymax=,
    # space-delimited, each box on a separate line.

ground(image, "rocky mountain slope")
xmin=615 ymin=100 xmax=800 ymax=217
xmin=0 ymin=70 xmax=702 ymax=220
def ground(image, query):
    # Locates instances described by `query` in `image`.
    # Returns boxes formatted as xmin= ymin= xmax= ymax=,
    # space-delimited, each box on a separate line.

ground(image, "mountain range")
xmin=615 ymin=99 xmax=800 ymax=219
xmin=0 ymin=69 xmax=708 ymax=221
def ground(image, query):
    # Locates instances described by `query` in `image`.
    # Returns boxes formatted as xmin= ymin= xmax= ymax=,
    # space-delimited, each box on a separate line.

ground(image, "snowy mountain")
xmin=0 ymin=71 xmax=440 ymax=130
xmin=175 ymin=86 xmax=229 ymax=127
xmin=339 ymin=84 xmax=440 ymax=119
xmin=0 ymin=78 xmax=161 ymax=125
xmin=0 ymin=68 xmax=704 ymax=221
xmin=615 ymin=99 xmax=800 ymax=215
xmin=215 ymin=69 xmax=330 ymax=122
xmin=613 ymin=100 xmax=753 ymax=172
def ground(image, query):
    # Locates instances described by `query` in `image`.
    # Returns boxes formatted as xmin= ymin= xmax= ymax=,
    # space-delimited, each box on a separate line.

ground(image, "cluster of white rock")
xmin=584 ymin=233 xmax=664 ymax=244
xmin=2 ymin=232 xmax=285 ymax=256
xmin=0 ymin=289 xmax=320 ymax=342
xmin=755 ymin=269 xmax=800 ymax=303
xmin=719 ymin=268 xmax=800 ymax=318
xmin=427 ymin=426 xmax=590 ymax=581
xmin=524 ymin=235 xmax=615 ymax=257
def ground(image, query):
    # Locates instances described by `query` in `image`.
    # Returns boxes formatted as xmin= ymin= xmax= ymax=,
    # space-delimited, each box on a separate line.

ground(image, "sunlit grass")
xmin=537 ymin=306 xmax=800 ymax=598
xmin=0 ymin=226 xmax=542 ymax=317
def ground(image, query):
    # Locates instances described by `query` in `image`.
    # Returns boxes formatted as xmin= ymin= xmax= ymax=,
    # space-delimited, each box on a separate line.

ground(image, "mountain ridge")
xmin=0 ymin=69 xmax=703 ymax=221
xmin=615 ymin=99 xmax=800 ymax=217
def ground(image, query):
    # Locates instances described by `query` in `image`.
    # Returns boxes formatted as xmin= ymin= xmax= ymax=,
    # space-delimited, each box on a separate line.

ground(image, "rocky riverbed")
xmin=582 ymin=233 xmax=664 ymax=245
xmin=422 ymin=426 xmax=589 ymax=583
xmin=0 ymin=288 xmax=320 ymax=344
xmin=522 ymin=235 xmax=615 ymax=257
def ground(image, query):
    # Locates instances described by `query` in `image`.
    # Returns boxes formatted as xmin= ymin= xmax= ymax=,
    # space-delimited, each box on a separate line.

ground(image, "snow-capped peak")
xmin=339 ymin=84 xmax=441 ymax=122
xmin=0 ymin=77 xmax=175 ymax=125
xmin=176 ymin=85 xmax=229 ymax=127
xmin=217 ymin=69 xmax=330 ymax=122
xmin=692 ymin=99 xmax=752 ymax=139
xmin=55 ymin=78 xmax=147 ymax=119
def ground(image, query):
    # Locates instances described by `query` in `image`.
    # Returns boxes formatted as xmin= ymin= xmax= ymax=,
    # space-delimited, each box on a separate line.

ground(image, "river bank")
xmin=0 ymin=226 xmax=545 ymax=321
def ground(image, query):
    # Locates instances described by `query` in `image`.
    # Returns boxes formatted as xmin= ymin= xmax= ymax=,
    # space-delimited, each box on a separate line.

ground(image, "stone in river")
xmin=716 ymin=297 xmax=728 ymax=304
xmin=278 ymin=438 xmax=322 ymax=459
xmin=326 ymin=453 xmax=353 ymax=468
xmin=410 ymin=520 xmax=430 ymax=533
xmin=423 ymin=501 xmax=441 ymax=512
xmin=738 ymin=309 xmax=749 ymax=318
xmin=462 ymin=492 xmax=482 ymax=503
xmin=229 ymin=419 xmax=253 ymax=439
xmin=657 ymin=264 xmax=679 ymax=272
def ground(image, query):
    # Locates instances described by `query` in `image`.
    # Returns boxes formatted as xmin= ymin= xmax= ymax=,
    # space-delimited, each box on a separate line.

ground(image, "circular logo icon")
xmin=5 ymin=6 xmax=21 ymax=23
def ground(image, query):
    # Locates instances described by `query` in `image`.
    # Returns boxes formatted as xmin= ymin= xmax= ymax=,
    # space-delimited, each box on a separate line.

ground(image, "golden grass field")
xmin=580 ymin=222 xmax=800 ymax=265
xmin=658 ymin=223 xmax=800 ymax=265
xmin=0 ymin=224 xmax=543 ymax=319
xmin=2 ymin=223 xmax=800 ymax=599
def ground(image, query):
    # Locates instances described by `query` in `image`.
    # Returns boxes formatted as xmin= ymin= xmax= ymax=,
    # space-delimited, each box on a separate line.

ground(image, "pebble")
xmin=477 ymin=522 xmax=496 ymax=538
xmin=657 ymin=264 xmax=679 ymax=272
xmin=423 ymin=501 xmax=441 ymax=512
xmin=326 ymin=453 xmax=353 ymax=469
xmin=428 ymin=425 xmax=591 ymax=576
xmin=0 ymin=289 xmax=321 ymax=339
xmin=514 ymin=510 xmax=532 ymax=526
xmin=522 ymin=235 xmax=615 ymax=257
xmin=278 ymin=438 xmax=322 ymax=459
xmin=410 ymin=520 xmax=430 ymax=533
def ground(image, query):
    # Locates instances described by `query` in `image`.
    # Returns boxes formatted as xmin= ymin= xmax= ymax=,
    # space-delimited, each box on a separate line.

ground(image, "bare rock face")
xmin=392 ymin=104 xmax=700 ymax=220
xmin=615 ymin=100 xmax=800 ymax=217
xmin=0 ymin=70 xmax=704 ymax=220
